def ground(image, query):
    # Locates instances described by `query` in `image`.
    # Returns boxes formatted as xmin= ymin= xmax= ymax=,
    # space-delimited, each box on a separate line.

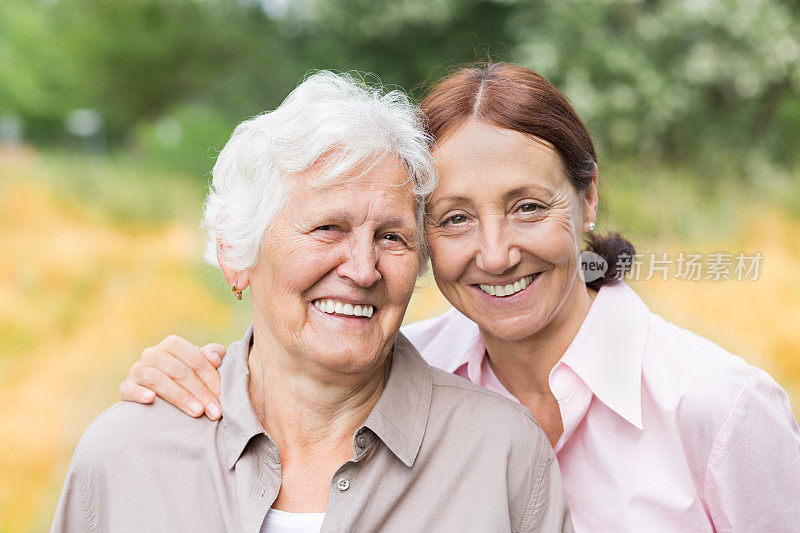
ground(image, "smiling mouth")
xmin=477 ymin=274 xmax=537 ymax=297
xmin=312 ymin=298 xmax=375 ymax=317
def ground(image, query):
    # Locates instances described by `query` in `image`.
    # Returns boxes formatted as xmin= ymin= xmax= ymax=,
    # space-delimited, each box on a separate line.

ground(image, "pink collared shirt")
xmin=401 ymin=281 xmax=800 ymax=532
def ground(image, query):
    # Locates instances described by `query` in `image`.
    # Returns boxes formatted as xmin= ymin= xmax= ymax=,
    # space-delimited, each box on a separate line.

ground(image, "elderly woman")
xmin=120 ymin=64 xmax=800 ymax=531
xmin=52 ymin=72 xmax=573 ymax=532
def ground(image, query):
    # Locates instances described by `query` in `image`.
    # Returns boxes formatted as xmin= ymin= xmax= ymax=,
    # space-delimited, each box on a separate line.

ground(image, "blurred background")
xmin=1 ymin=0 xmax=799 ymax=530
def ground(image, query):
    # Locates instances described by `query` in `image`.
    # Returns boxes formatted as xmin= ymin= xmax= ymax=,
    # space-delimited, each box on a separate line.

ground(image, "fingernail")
xmin=210 ymin=351 xmax=222 ymax=365
xmin=142 ymin=389 xmax=155 ymax=401
xmin=188 ymin=401 xmax=203 ymax=415
xmin=207 ymin=403 xmax=221 ymax=419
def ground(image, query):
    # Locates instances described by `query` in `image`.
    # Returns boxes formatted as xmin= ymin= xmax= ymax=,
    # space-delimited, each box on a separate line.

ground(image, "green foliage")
xmin=508 ymin=0 xmax=800 ymax=169
xmin=49 ymin=0 xmax=286 ymax=135
xmin=0 ymin=0 xmax=75 ymax=131
xmin=131 ymin=103 xmax=233 ymax=178
xmin=1 ymin=0 xmax=799 ymax=174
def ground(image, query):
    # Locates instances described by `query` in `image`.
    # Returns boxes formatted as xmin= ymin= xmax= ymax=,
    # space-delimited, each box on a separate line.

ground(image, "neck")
xmin=481 ymin=279 xmax=597 ymax=399
xmin=247 ymin=328 xmax=390 ymax=460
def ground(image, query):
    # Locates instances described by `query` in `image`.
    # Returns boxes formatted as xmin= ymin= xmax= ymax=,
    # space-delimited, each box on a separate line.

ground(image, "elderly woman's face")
xmin=426 ymin=120 xmax=593 ymax=343
xmin=248 ymin=156 xmax=419 ymax=374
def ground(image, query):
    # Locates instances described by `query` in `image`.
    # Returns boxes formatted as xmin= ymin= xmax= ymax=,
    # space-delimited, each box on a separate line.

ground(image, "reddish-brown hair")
xmin=420 ymin=62 xmax=634 ymax=289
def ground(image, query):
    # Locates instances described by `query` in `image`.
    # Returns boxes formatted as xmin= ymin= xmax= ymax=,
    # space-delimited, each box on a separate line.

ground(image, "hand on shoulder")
xmin=119 ymin=334 xmax=226 ymax=420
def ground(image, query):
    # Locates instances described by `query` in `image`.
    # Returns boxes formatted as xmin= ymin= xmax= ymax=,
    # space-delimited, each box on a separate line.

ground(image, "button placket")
xmin=353 ymin=429 xmax=375 ymax=462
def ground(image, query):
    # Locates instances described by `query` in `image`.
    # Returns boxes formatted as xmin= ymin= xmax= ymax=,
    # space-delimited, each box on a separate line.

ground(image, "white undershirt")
xmin=260 ymin=509 xmax=326 ymax=533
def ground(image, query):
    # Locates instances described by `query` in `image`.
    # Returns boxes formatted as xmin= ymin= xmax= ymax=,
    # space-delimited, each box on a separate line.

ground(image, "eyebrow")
xmin=377 ymin=216 xmax=417 ymax=232
xmin=312 ymin=209 xmax=415 ymax=230
xmin=429 ymin=185 xmax=556 ymax=212
xmin=427 ymin=194 xmax=475 ymax=212
xmin=502 ymin=185 xmax=556 ymax=203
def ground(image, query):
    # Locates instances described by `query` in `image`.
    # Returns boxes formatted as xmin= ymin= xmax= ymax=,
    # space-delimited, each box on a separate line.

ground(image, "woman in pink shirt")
xmin=120 ymin=63 xmax=800 ymax=531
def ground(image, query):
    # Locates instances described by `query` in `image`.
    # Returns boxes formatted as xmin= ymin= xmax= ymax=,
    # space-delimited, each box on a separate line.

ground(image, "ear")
xmin=582 ymin=162 xmax=599 ymax=232
xmin=217 ymin=237 xmax=250 ymax=290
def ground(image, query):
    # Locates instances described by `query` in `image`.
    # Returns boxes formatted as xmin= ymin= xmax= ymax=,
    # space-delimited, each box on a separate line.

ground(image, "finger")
xmin=131 ymin=354 xmax=218 ymax=417
xmin=160 ymin=334 xmax=200 ymax=358
xmin=165 ymin=343 xmax=223 ymax=398
xmin=136 ymin=366 xmax=207 ymax=418
xmin=146 ymin=351 xmax=221 ymax=416
xmin=139 ymin=337 xmax=223 ymax=419
xmin=119 ymin=380 xmax=156 ymax=403
xmin=144 ymin=339 xmax=222 ymax=398
xmin=200 ymin=343 xmax=226 ymax=368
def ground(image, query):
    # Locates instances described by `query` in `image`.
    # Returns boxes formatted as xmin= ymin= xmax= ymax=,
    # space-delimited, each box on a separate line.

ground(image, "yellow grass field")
xmin=1 ymin=148 xmax=798 ymax=532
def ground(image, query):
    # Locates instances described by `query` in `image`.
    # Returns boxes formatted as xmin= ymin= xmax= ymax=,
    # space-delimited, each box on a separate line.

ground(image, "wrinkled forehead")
xmin=290 ymin=145 xmax=408 ymax=188
xmin=287 ymin=153 xmax=418 ymax=220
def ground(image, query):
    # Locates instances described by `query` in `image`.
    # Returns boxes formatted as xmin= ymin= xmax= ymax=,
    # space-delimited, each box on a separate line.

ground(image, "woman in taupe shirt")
xmin=52 ymin=72 xmax=572 ymax=532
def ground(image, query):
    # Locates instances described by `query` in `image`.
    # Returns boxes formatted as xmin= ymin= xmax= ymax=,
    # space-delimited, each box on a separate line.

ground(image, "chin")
xmin=477 ymin=312 xmax=548 ymax=343
xmin=311 ymin=346 xmax=386 ymax=374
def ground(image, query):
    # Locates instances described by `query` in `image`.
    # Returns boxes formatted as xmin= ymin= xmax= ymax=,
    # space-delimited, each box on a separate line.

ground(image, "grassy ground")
xmin=1 ymin=147 xmax=798 ymax=532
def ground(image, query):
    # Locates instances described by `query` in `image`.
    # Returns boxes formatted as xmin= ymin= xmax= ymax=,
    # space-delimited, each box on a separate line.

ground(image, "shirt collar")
xmin=219 ymin=325 xmax=268 ymax=469
xmin=361 ymin=332 xmax=433 ymax=467
xmin=219 ymin=326 xmax=433 ymax=469
xmin=553 ymin=281 xmax=648 ymax=429
xmin=420 ymin=282 xmax=648 ymax=430
xmin=417 ymin=307 xmax=484 ymax=374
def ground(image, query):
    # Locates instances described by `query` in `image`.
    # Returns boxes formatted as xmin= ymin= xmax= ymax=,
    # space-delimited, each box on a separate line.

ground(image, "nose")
xmin=336 ymin=234 xmax=382 ymax=287
xmin=475 ymin=222 xmax=521 ymax=275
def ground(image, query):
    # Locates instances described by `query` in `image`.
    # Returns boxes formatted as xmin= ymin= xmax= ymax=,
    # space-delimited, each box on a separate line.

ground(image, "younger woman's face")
xmin=425 ymin=119 xmax=596 ymax=343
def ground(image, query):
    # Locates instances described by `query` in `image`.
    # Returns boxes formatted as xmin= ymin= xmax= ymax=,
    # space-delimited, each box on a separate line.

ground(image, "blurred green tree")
xmin=1 ymin=0 xmax=798 ymax=171
xmin=507 ymin=0 xmax=800 ymax=169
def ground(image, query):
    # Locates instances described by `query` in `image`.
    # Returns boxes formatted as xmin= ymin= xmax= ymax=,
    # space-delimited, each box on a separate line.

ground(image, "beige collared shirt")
xmin=52 ymin=327 xmax=572 ymax=532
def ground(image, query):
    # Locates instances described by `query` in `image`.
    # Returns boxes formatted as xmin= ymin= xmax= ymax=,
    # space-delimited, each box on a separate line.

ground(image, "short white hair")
xmin=202 ymin=71 xmax=436 ymax=275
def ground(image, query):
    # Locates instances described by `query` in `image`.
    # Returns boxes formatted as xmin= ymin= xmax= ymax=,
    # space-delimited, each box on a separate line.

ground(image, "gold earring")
xmin=232 ymin=284 xmax=243 ymax=300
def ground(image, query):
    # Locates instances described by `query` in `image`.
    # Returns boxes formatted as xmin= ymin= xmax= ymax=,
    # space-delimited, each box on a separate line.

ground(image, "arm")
xmin=119 ymin=335 xmax=226 ymax=420
xmin=704 ymin=370 xmax=800 ymax=531
xmin=52 ymin=459 xmax=94 ymax=533
xmin=522 ymin=454 xmax=574 ymax=533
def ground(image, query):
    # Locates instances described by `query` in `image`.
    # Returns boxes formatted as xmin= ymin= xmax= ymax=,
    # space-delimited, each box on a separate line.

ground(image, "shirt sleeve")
xmin=522 ymin=455 xmax=574 ymax=532
xmin=51 ymin=455 xmax=95 ymax=533
xmin=704 ymin=370 xmax=800 ymax=531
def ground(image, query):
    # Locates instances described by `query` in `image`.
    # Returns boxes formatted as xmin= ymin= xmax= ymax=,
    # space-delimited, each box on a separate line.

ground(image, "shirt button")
xmin=356 ymin=434 xmax=367 ymax=448
xmin=337 ymin=478 xmax=350 ymax=491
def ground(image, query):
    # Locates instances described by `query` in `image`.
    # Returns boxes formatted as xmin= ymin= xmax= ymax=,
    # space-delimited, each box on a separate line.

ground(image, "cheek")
xmin=427 ymin=234 xmax=470 ymax=282
xmin=381 ymin=254 xmax=418 ymax=306
xmin=521 ymin=218 xmax=581 ymax=268
xmin=260 ymin=238 xmax=340 ymax=298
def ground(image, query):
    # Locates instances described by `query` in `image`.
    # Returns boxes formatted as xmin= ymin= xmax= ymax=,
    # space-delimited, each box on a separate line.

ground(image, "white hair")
xmin=202 ymin=71 xmax=437 ymax=275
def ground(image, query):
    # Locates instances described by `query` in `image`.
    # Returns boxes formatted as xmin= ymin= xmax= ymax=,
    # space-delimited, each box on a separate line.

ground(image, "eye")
xmin=316 ymin=225 xmax=337 ymax=231
xmin=518 ymin=203 xmax=543 ymax=213
xmin=381 ymin=233 xmax=411 ymax=248
xmin=443 ymin=214 xmax=468 ymax=225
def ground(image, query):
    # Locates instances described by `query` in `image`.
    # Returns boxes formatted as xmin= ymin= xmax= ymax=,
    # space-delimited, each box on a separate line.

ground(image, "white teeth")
xmin=479 ymin=275 xmax=535 ymax=298
xmin=313 ymin=299 xmax=374 ymax=318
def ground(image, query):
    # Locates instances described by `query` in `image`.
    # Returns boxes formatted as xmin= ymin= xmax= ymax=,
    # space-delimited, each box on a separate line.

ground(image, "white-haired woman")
xmin=52 ymin=72 xmax=573 ymax=532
